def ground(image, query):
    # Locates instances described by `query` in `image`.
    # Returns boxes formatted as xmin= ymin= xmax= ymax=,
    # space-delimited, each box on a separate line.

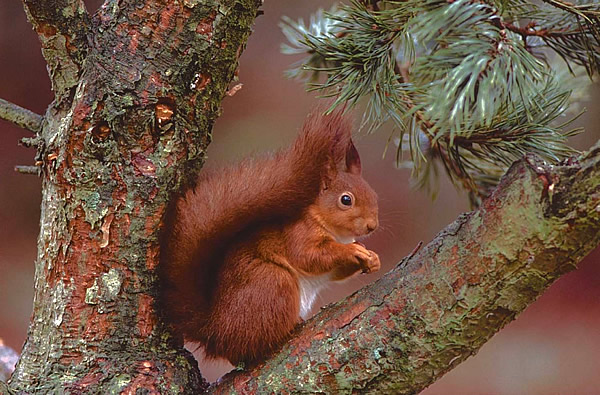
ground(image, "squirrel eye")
xmin=339 ymin=193 xmax=353 ymax=207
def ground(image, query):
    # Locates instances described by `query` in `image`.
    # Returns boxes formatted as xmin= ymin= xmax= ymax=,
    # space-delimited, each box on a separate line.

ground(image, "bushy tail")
xmin=160 ymin=105 xmax=353 ymax=340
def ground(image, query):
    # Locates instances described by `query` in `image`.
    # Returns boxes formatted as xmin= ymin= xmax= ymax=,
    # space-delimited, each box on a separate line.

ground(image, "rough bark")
xmin=210 ymin=144 xmax=600 ymax=394
xmin=7 ymin=0 xmax=261 ymax=392
xmin=22 ymin=0 xmax=90 ymax=99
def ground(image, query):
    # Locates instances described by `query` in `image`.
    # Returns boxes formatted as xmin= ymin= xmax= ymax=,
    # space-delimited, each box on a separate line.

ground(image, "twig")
xmin=501 ymin=20 xmax=582 ymax=40
xmin=0 ymin=98 xmax=42 ymax=133
xmin=541 ymin=0 xmax=600 ymax=23
xmin=389 ymin=61 xmax=481 ymax=198
xmin=14 ymin=165 xmax=40 ymax=175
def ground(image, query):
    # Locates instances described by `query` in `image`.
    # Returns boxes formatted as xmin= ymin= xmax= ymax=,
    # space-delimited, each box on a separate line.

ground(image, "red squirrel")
xmin=160 ymin=106 xmax=380 ymax=366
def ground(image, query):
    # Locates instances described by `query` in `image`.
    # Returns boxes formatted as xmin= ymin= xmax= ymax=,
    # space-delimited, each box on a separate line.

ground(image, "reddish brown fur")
xmin=160 ymin=106 xmax=379 ymax=365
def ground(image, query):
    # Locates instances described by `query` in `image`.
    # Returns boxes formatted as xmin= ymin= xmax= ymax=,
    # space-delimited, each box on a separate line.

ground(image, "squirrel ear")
xmin=345 ymin=139 xmax=362 ymax=175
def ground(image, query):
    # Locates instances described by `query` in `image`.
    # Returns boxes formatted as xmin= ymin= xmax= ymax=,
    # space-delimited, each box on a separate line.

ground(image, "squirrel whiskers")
xmin=160 ymin=106 xmax=380 ymax=365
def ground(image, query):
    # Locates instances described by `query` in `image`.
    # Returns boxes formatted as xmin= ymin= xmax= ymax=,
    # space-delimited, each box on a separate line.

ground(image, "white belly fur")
xmin=298 ymin=273 xmax=331 ymax=320
xmin=297 ymin=237 xmax=355 ymax=320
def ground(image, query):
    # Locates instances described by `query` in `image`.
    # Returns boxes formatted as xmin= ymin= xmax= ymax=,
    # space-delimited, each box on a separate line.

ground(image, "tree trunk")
xmin=6 ymin=0 xmax=261 ymax=392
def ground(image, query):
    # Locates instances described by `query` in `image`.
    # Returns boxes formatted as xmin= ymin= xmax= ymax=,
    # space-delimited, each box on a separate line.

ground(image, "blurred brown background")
xmin=1 ymin=1 xmax=599 ymax=393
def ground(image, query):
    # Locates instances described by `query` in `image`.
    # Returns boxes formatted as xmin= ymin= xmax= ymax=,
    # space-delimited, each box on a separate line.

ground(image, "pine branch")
xmin=280 ymin=2 xmax=414 ymax=131
xmin=514 ymin=1 xmax=600 ymax=75
xmin=410 ymin=1 xmax=547 ymax=134
xmin=413 ymin=80 xmax=579 ymax=204
xmin=542 ymin=0 xmax=600 ymax=21
xmin=0 ymin=98 xmax=43 ymax=133
xmin=211 ymin=141 xmax=600 ymax=394
xmin=281 ymin=0 xmax=591 ymax=203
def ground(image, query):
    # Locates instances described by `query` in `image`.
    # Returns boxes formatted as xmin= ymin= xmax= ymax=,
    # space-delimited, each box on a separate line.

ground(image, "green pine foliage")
xmin=281 ymin=0 xmax=598 ymax=205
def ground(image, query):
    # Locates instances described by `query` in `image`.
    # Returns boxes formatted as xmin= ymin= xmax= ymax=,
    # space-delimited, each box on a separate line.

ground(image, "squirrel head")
xmin=313 ymin=139 xmax=379 ymax=243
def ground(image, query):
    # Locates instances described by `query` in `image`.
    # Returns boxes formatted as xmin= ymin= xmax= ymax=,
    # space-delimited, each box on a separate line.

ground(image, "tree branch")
xmin=211 ymin=141 xmax=600 ymax=394
xmin=542 ymin=0 xmax=600 ymax=23
xmin=21 ymin=0 xmax=90 ymax=98
xmin=0 ymin=98 xmax=43 ymax=133
xmin=14 ymin=165 xmax=40 ymax=175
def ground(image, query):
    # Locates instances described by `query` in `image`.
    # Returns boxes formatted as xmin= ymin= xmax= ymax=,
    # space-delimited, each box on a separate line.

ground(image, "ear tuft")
xmin=346 ymin=139 xmax=362 ymax=175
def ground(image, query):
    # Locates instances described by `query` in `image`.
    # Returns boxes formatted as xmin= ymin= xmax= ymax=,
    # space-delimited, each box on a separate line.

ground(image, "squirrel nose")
xmin=366 ymin=220 xmax=378 ymax=233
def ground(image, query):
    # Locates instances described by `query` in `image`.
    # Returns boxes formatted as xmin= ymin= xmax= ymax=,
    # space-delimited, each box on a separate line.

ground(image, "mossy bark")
xmin=211 ymin=145 xmax=600 ymax=394
xmin=8 ymin=0 xmax=261 ymax=392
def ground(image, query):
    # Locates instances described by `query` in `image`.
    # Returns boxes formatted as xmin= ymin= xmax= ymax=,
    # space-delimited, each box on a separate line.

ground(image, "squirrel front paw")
xmin=351 ymin=242 xmax=381 ymax=274
xmin=362 ymin=250 xmax=380 ymax=274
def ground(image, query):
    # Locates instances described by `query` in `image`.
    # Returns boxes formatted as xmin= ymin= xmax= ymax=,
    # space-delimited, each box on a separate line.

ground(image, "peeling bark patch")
xmin=226 ymin=83 xmax=243 ymax=96
xmin=183 ymin=0 xmax=201 ymax=7
xmin=128 ymin=28 xmax=140 ymax=53
xmin=331 ymin=300 xmax=370 ymax=331
xmin=146 ymin=243 xmax=160 ymax=271
xmin=79 ymin=309 xmax=112 ymax=342
xmin=68 ymin=370 xmax=105 ymax=391
xmin=100 ymin=213 xmax=114 ymax=248
xmin=444 ymin=245 xmax=460 ymax=268
xmin=462 ymin=243 xmax=485 ymax=285
xmin=137 ymin=294 xmax=156 ymax=338
xmin=102 ymin=268 xmax=123 ymax=299
xmin=158 ymin=2 xmax=177 ymax=34
xmin=62 ymin=207 xmax=101 ymax=282
xmin=155 ymin=101 xmax=175 ymax=134
xmin=369 ymin=297 xmax=406 ymax=329
xmin=145 ymin=206 xmax=164 ymax=238
xmin=52 ymin=280 xmax=70 ymax=327
xmin=36 ymin=22 xmax=58 ymax=37
xmin=121 ymin=367 xmax=157 ymax=394
xmin=85 ymin=269 xmax=123 ymax=310
xmin=72 ymin=96 xmax=92 ymax=127
xmin=196 ymin=11 xmax=216 ymax=39
xmin=132 ymin=153 xmax=157 ymax=177
xmin=82 ymin=192 xmax=110 ymax=229
xmin=85 ymin=279 xmax=100 ymax=305
xmin=155 ymin=102 xmax=174 ymax=125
